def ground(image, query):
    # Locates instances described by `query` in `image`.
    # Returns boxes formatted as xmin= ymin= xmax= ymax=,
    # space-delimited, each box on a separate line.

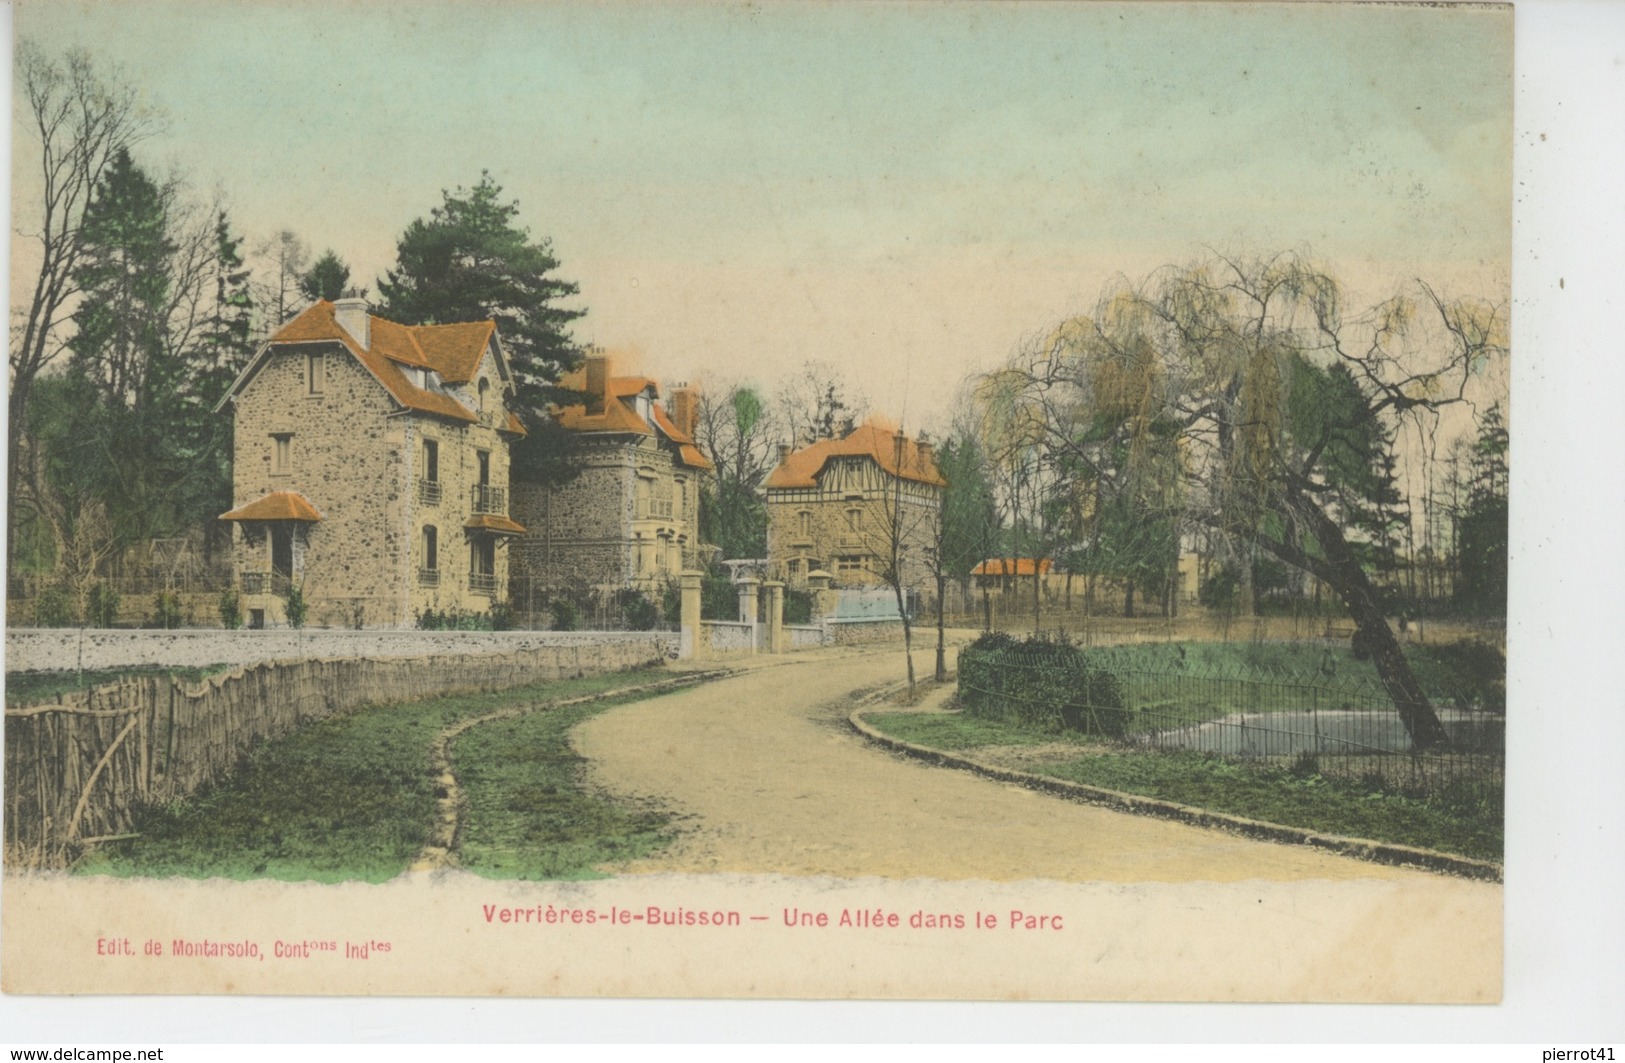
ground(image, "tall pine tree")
xmin=377 ymin=172 xmax=586 ymax=482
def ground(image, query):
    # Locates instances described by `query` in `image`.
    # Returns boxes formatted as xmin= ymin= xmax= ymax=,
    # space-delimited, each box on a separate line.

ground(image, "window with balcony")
xmin=419 ymin=526 xmax=439 ymax=585
xmin=418 ymin=439 xmax=441 ymax=505
xmin=469 ymin=538 xmax=496 ymax=596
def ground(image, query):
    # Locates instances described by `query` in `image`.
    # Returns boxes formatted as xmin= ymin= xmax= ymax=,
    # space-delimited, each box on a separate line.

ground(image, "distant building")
xmin=217 ymin=296 xmax=525 ymax=627
xmin=509 ymin=354 xmax=712 ymax=596
xmin=764 ymin=418 xmax=944 ymax=589
xmin=970 ymin=558 xmax=1053 ymax=592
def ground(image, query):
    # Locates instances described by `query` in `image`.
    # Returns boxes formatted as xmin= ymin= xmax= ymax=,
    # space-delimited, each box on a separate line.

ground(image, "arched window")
xmin=478 ymin=378 xmax=490 ymax=414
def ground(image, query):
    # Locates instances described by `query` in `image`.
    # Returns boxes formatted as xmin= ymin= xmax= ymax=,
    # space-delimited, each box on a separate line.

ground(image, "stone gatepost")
xmin=679 ymin=569 xmax=704 ymax=659
xmin=737 ymin=576 xmax=760 ymax=653
xmin=763 ymin=580 xmax=785 ymax=654
xmin=806 ymin=570 xmax=839 ymax=620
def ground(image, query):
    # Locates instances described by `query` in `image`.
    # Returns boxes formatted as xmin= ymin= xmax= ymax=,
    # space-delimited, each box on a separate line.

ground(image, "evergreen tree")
xmin=54 ymin=149 xmax=215 ymax=547
xmin=300 ymin=249 xmax=351 ymax=302
xmin=377 ymin=172 xmax=586 ymax=481
xmin=1457 ymin=403 xmax=1509 ymax=615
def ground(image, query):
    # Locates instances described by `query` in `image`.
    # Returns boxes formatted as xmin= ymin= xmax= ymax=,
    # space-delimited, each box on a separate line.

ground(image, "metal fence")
xmin=958 ymin=648 xmax=1504 ymax=802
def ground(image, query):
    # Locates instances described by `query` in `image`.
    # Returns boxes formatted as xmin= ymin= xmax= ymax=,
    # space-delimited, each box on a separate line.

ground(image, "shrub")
xmin=489 ymin=600 xmax=517 ymax=632
xmin=219 ymin=589 xmax=243 ymax=630
xmin=661 ymin=581 xmax=682 ymax=624
xmin=149 ymin=591 xmax=184 ymax=630
xmin=617 ymin=589 xmax=661 ymax=631
xmin=285 ymin=585 xmax=308 ymax=629
xmin=34 ymin=585 xmax=76 ymax=627
xmin=548 ymin=598 xmax=578 ymax=632
xmin=87 ymin=581 xmax=121 ymax=627
xmin=785 ymin=589 xmax=814 ymax=625
xmin=958 ymin=632 xmax=1128 ymax=737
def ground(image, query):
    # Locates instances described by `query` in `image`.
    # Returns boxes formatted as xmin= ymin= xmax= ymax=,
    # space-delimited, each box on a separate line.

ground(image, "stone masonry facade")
xmin=765 ymin=419 xmax=944 ymax=592
xmin=221 ymin=298 xmax=522 ymax=628
xmin=509 ymin=355 xmax=710 ymax=598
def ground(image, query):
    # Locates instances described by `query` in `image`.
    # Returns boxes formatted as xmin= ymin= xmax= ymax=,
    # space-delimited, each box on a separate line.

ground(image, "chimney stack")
xmin=333 ymin=289 xmax=370 ymax=350
xmin=671 ymin=385 xmax=698 ymax=439
xmin=777 ymin=442 xmax=792 ymax=465
xmin=585 ymin=354 xmax=609 ymax=415
xmin=916 ymin=436 xmax=935 ymax=473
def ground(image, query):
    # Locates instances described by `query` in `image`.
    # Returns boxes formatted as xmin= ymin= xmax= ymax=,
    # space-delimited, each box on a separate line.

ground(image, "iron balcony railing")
xmin=241 ymin=571 xmax=291 ymax=597
xmin=639 ymin=498 xmax=674 ymax=520
xmin=418 ymin=567 xmax=440 ymax=587
xmin=468 ymin=572 xmax=498 ymax=596
xmin=417 ymin=479 xmax=442 ymax=505
xmin=471 ymin=484 xmax=506 ymax=515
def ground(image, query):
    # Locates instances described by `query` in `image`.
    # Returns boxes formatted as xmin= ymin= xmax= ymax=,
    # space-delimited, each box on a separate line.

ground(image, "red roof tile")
xmin=552 ymin=361 xmax=713 ymax=469
xmin=971 ymin=558 xmax=1053 ymax=577
xmin=765 ymin=419 xmax=944 ymax=489
xmin=262 ymin=301 xmax=495 ymax=424
xmin=464 ymin=514 xmax=527 ymax=536
xmin=220 ymin=491 xmax=323 ymax=522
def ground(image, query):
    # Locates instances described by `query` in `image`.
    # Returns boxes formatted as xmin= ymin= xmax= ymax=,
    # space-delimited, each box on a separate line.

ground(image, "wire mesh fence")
xmin=958 ymin=645 xmax=1504 ymax=803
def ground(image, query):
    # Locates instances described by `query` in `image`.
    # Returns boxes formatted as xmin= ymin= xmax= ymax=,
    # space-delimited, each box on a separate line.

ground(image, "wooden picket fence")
xmin=3 ymin=640 xmax=667 ymax=869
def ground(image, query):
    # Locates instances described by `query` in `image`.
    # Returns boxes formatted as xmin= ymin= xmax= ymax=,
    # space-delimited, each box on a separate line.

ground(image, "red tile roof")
xmin=262 ymin=301 xmax=500 ymax=424
xmin=971 ymin=558 xmax=1053 ymax=577
xmin=220 ymin=491 xmax=323 ymax=522
xmin=765 ymin=419 xmax=944 ymax=489
xmin=553 ymin=362 xmax=713 ymax=470
xmin=464 ymin=514 xmax=527 ymax=536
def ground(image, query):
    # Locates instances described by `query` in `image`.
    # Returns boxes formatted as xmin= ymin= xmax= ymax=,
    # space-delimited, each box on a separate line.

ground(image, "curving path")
xmin=575 ymin=643 xmax=1474 ymax=883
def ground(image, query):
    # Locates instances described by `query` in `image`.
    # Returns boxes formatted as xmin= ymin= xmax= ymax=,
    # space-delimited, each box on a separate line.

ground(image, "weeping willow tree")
xmin=996 ymin=252 xmax=1507 ymax=751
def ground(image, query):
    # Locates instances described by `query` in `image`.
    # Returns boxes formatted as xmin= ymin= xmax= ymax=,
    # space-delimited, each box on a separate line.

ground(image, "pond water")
xmin=1145 ymin=708 xmax=1504 ymax=757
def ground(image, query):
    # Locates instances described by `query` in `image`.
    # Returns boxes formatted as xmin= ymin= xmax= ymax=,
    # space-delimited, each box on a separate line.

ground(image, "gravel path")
xmin=575 ymin=645 xmax=1455 ymax=883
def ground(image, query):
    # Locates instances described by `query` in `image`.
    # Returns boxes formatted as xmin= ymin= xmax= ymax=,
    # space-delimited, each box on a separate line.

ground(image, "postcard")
xmin=4 ymin=0 xmax=1511 ymax=1004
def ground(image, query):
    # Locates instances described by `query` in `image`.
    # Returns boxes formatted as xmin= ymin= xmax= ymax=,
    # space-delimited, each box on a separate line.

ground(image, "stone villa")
xmin=216 ymin=296 xmax=526 ymax=628
xmin=508 ymin=354 xmax=712 ymax=597
xmin=764 ymin=418 xmax=944 ymax=590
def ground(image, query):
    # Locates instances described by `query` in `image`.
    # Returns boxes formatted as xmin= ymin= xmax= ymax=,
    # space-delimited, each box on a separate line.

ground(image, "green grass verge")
xmin=864 ymin=710 xmax=1503 ymax=862
xmin=78 ymin=668 xmax=677 ymax=883
xmin=5 ymin=665 xmax=234 ymax=706
xmin=1077 ymin=639 xmax=1502 ymax=707
xmin=454 ymin=700 xmax=673 ymax=880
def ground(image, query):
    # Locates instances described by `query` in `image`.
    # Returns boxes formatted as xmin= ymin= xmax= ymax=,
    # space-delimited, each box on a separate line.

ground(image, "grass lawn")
xmin=864 ymin=709 xmax=1503 ymax=862
xmin=78 ymin=668 xmax=679 ymax=883
xmin=5 ymin=664 xmax=234 ymax=706
xmin=1077 ymin=639 xmax=1503 ymax=709
xmin=454 ymin=701 xmax=673 ymax=879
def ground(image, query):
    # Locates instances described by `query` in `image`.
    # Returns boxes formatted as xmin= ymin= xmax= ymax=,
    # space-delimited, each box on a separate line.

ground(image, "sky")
xmin=11 ymin=0 xmax=1512 ymax=430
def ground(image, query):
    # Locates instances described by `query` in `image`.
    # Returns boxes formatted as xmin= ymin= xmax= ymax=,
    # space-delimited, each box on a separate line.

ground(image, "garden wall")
xmin=5 ymin=628 xmax=677 ymax=674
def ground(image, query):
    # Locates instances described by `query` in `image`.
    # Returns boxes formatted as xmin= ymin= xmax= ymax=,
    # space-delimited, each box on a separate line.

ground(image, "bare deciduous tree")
xmin=10 ymin=41 xmax=160 ymax=565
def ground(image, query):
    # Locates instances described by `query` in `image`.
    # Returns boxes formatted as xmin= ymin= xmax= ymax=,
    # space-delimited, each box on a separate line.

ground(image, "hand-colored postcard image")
xmin=3 ymin=0 xmax=1510 ymax=1002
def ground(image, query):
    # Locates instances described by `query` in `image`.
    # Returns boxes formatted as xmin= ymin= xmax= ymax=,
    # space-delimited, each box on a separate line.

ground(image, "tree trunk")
xmin=1123 ymin=578 xmax=1135 ymax=619
xmin=1294 ymin=505 xmax=1452 ymax=751
xmin=934 ymin=572 xmax=948 ymax=682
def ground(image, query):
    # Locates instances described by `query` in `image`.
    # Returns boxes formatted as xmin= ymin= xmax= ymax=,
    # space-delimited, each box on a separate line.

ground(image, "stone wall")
xmin=826 ymin=617 xmax=908 ymax=645
xmin=702 ymin=620 xmax=763 ymax=653
xmin=5 ymin=628 xmax=677 ymax=674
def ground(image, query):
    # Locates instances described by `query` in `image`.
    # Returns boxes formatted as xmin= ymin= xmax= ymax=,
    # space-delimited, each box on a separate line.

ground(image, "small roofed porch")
xmin=220 ymin=491 xmax=323 ymax=628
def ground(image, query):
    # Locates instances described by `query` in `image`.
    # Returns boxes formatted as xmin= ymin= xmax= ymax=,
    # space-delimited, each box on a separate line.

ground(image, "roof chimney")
xmin=777 ymin=442 xmax=792 ymax=464
xmin=585 ymin=354 xmax=609 ymax=415
xmin=671 ymin=385 xmax=698 ymax=439
xmin=916 ymin=436 xmax=935 ymax=472
xmin=333 ymin=289 xmax=370 ymax=350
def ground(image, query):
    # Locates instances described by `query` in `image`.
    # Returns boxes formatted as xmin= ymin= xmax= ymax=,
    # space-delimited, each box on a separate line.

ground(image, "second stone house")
xmin=509 ymin=353 xmax=712 ymax=598
xmin=216 ymin=295 xmax=526 ymax=628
